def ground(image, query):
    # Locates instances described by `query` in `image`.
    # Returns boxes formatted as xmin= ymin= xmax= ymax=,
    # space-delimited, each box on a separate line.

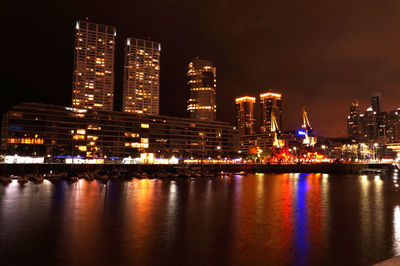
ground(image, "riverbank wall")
xmin=0 ymin=162 xmax=396 ymax=175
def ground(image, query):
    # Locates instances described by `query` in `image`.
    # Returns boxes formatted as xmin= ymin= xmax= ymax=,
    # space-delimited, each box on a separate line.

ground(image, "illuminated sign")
xmin=8 ymin=138 xmax=44 ymax=144
xmin=297 ymin=130 xmax=306 ymax=136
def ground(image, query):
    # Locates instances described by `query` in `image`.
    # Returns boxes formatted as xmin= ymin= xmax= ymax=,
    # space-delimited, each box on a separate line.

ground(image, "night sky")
xmin=3 ymin=0 xmax=400 ymax=137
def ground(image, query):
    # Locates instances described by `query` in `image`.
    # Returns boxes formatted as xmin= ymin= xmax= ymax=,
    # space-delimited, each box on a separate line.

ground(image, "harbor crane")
xmin=301 ymin=106 xmax=317 ymax=147
xmin=299 ymin=106 xmax=324 ymax=162
xmin=269 ymin=110 xmax=291 ymax=163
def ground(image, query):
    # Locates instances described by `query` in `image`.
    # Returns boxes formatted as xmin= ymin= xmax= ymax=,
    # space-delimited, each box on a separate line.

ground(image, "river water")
xmin=1 ymin=173 xmax=400 ymax=265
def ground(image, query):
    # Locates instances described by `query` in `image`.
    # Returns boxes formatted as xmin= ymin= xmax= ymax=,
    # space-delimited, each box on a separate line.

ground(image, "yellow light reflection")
xmin=394 ymin=206 xmax=400 ymax=255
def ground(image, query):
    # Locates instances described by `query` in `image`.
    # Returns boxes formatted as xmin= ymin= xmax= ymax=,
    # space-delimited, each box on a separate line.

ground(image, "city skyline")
xmin=3 ymin=3 xmax=400 ymax=266
xmin=347 ymin=94 xmax=400 ymax=143
xmin=4 ymin=1 xmax=400 ymax=137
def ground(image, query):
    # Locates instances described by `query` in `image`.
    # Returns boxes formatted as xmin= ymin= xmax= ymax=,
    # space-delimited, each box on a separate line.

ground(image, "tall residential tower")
xmin=72 ymin=20 xmax=116 ymax=111
xmin=187 ymin=57 xmax=216 ymax=121
xmin=260 ymin=91 xmax=282 ymax=132
xmin=123 ymin=38 xmax=161 ymax=114
xmin=235 ymin=96 xmax=256 ymax=135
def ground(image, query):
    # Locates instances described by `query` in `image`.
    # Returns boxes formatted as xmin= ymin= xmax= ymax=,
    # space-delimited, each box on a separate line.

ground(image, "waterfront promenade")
xmin=0 ymin=162 xmax=397 ymax=176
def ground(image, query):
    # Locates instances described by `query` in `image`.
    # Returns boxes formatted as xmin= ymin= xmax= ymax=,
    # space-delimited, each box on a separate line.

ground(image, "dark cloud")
xmin=3 ymin=0 xmax=400 ymax=137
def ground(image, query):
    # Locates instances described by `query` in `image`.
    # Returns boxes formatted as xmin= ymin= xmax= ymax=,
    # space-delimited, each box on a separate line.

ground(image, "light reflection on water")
xmin=394 ymin=206 xmax=400 ymax=255
xmin=0 ymin=173 xmax=399 ymax=265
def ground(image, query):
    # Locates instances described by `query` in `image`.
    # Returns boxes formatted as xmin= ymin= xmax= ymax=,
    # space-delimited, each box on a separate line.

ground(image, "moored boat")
xmin=202 ymin=172 xmax=216 ymax=178
xmin=156 ymin=172 xmax=169 ymax=178
xmin=18 ymin=175 xmax=28 ymax=183
xmin=95 ymin=170 xmax=109 ymax=181
xmin=119 ymin=171 xmax=133 ymax=180
xmin=33 ymin=174 xmax=44 ymax=184
xmin=83 ymin=172 xmax=95 ymax=180
xmin=45 ymin=173 xmax=62 ymax=182
xmin=135 ymin=172 xmax=148 ymax=179
xmin=0 ymin=176 xmax=12 ymax=183
xmin=66 ymin=176 xmax=79 ymax=182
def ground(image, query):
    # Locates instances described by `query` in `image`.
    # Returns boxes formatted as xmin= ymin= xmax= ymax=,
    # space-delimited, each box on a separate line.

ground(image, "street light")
xmin=374 ymin=143 xmax=378 ymax=161
xmin=216 ymin=145 xmax=221 ymax=160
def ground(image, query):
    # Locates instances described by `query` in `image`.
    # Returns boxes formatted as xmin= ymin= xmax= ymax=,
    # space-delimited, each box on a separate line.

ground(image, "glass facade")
xmin=187 ymin=57 xmax=216 ymax=121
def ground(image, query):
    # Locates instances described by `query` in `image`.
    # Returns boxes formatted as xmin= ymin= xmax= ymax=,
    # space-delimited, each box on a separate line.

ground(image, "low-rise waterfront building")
xmin=1 ymin=103 xmax=239 ymax=161
xmin=239 ymin=133 xmax=274 ymax=155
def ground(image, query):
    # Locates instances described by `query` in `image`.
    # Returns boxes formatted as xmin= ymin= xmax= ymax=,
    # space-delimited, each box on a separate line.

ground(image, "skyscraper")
xmin=370 ymin=92 xmax=381 ymax=113
xmin=347 ymin=99 xmax=361 ymax=139
xmin=260 ymin=91 xmax=282 ymax=132
xmin=72 ymin=20 xmax=116 ymax=111
xmin=123 ymin=38 xmax=161 ymax=114
xmin=235 ymin=96 xmax=256 ymax=135
xmin=364 ymin=106 xmax=377 ymax=141
xmin=187 ymin=57 xmax=216 ymax=121
xmin=386 ymin=108 xmax=400 ymax=142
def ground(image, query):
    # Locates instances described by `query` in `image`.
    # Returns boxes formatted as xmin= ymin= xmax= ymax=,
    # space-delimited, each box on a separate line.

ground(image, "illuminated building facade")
xmin=1 ymin=103 xmax=238 ymax=159
xmin=386 ymin=109 xmax=400 ymax=142
xmin=235 ymin=96 xmax=256 ymax=135
xmin=187 ymin=57 xmax=216 ymax=121
xmin=260 ymin=91 xmax=282 ymax=132
xmin=72 ymin=20 xmax=116 ymax=111
xmin=347 ymin=92 xmax=400 ymax=144
xmin=239 ymin=133 xmax=274 ymax=155
xmin=362 ymin=107 xmax=377 ymax=141
xmin=123 ymin=38 xmax=161 ymax=114
xmin=347 ymin=99 xmax=361 ymax=139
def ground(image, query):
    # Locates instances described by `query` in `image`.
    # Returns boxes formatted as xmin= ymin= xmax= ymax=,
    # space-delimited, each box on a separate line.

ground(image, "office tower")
xmin=386 ymin=108 xmax=400 ymax=142
xmin=235 ymin=96 xmax=256 ymax=135
xmin=123 ymin=38 xmax=161 ymax=114
xmin=347 ymin=99 xmax=361 ymax=139
xmin=364 ymin=106 xmax=377 ymax=141
xmin=260 ymin=91 xmax=282 ymax=132
xmin=370 ymin=92 xmax=388 ymax=142
xmin=370 ymin=92 xmax=381 ymax=113
xmin=72 ymin=20 xmax=116 ymax=111
xmin=187 ymin=57 xmax=216 ymax=121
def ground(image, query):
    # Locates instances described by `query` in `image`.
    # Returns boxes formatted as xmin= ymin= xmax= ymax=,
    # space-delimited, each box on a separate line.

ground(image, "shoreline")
xmin=0 ymin=162 xmax=396 ymax=176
